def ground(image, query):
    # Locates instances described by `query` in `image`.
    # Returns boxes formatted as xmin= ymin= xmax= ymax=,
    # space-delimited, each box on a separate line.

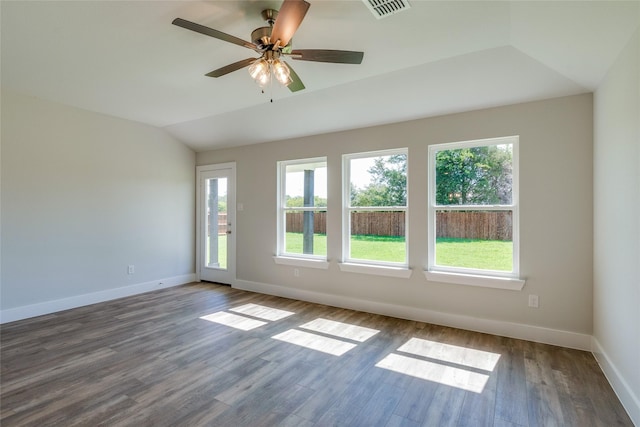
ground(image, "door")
xmin=197 ymin=163 xmax=236 ymax=284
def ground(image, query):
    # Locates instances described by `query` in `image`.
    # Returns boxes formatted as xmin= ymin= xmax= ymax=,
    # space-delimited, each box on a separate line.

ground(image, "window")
xmin=276 ymin=158 xmax=328 ymax=266
xmin=342 ymin=149 xmax=409 ymax=273
xmin=427 ymin=136 xmax=523 ymax=289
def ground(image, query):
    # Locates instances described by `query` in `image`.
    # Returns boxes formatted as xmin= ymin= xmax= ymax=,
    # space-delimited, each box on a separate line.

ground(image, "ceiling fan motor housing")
xmin=251 ymin=26 xmax=272 ymax=49
xmin=252 ymin=9 xmax=282 ymax=50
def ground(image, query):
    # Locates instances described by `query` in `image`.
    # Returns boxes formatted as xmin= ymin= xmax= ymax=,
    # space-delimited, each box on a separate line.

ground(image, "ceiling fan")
xmin=172 ymin=0 xmax=364 ymax=93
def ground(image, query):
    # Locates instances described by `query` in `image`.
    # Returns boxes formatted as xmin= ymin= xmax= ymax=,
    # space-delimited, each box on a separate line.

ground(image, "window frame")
xmin=275 ymin=157 xmax=329 ymax=269
xmin=341 ymin=148 xmax=410 ymax=275
xmin=426 ymin=136 xmax=524 ymax=290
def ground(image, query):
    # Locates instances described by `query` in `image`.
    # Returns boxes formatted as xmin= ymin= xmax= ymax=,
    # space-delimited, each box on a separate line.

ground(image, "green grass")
xmin=284 ymin=233 xmax=512 ymax=270
xmin=350 ymin=234 xmax=406 ymax=262
xmin=285 ymin=233 xmax=327 ymax=257
xmin=436 ymin=237 xmax=512 ymax=271
xmin=284 ymin=233 xmax=406 ymax=262
xmin=206 ymin=234 xmax=227 ymax=269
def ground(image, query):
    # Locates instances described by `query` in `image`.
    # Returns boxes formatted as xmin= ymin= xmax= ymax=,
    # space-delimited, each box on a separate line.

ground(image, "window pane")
xmin=435 ymin=210 xmax=512 ymax=271
xmin=285 ymin=163 xmax=327 ymax=208
xmin=350 ymin=154 xmax=407 ymax=207
xmin=349 ymin=210 xmax=406 ymax=263
xmin=435 ymin=144 xmax=512 ymax=206
xmin=284 ymin=210 xmax=327 ymax=256
xmin=206 ymin=177 xmax=227 ymax=269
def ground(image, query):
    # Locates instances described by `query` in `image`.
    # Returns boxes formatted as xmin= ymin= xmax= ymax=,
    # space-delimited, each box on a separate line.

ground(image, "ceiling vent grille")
xmin=362 ymin=0 xmax=411 ymax=19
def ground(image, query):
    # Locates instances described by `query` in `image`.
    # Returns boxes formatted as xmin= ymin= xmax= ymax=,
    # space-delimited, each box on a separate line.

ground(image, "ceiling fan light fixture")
xmin=272 ymin=59 xmax=292 ymax=86
xmin=248 ymin=58 xmax=271 ymax=87
xmin=173 ymin=0 xmax=364 ymax=95
xmin=248 ymin=58 xmax=269 ymax=79
xmin=256 ymin=70 xmax=271 ymax=88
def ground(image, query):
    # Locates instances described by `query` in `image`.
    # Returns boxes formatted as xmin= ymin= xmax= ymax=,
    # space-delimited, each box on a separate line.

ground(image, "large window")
xmin=343 ymin=149 xmax=408 ymax=268
xmin=277 ymin=158 xmax=327 ymax=260
xmin=427 ymin=136 xmax=520 ymax=284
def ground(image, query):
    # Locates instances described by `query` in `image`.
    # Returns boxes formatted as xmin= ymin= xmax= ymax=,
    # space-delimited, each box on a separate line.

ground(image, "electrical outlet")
xmin=294 ymin=268 xmax=300 ymax=277
xmin=528 ymin=294 xmax=539 ymax=308
xmin=128 ymin=265 xmax=135 ymax=275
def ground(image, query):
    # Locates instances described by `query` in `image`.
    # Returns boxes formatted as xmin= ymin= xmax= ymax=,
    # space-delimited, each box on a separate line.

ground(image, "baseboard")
xmin=233 ymin=279 xmax=592 ymax=351
xmin=592 ymin=337 xmax=640 ymax=426
xmin=0 ymin=274 xmax=196 ymax=324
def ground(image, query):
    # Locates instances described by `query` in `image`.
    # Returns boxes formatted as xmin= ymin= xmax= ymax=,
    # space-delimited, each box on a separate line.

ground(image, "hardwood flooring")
xmin=0 ymin=283 xmax=633 ymax=426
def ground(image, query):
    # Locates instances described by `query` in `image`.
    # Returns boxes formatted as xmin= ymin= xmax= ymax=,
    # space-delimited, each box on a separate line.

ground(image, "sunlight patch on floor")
xmin=375 ymin=353 xmax=490 ymax=393
xmin=272 ymin=329 xmax=357 ymax=356
xmin=229 ymin=303 xmax=295 ymax=321
xmin=200 ymin=312 xmax=267 ymax=331
xmin=397 ymin=337 xmax=501 ymax=371
xmin=299 ymin=318 xmax=379 ymax=342
xmin=375 ymin=337 xmax=502 ymax=393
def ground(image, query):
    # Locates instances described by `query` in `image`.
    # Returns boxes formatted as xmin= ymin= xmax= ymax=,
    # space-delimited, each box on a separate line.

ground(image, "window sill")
xmin=424 ymin=270 xmax=525 ymax=290
xmin=339 ymin=262 xmax=412 ymax=278
xmin=273 ymin=256 xmax=329 ymax=270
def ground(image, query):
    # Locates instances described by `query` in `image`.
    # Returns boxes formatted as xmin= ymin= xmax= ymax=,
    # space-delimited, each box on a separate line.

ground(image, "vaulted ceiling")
xmin=2 ymin=1 xmax=638 ymax=152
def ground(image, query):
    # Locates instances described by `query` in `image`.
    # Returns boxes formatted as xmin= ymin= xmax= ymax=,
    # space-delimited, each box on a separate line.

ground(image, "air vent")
xmin=362 ymin=0 xmax=411 ymax=19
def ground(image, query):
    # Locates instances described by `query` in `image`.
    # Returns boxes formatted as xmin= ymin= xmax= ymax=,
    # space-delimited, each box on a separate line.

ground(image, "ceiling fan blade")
xmin=270 ymin=0 xmax=310 ymax=48
xmin=172 ymin=18 xmax=259 ymax=51
xmin=284 ymin=61 xmax=305 ymax=92
xmin=205 ymin=58 xmax=257 ymax=78
xmin=290 ymin=49 xmax=364 ymax=64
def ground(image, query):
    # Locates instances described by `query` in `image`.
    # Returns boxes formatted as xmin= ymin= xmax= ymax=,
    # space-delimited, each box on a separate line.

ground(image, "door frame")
xmin=196 ymin=162 xmax=236 ymax=285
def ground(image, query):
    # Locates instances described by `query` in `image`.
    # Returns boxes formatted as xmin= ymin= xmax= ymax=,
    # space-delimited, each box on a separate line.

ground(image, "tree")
xmin=217 ymin=194 xmax=227 ymax=212
xmin=285 ymin=195 xmax=327 ymax=207
xmin=435 ymin=145 xmax=512 ymax=205
xmin=351 ymin=154 xmax=407 ymax=207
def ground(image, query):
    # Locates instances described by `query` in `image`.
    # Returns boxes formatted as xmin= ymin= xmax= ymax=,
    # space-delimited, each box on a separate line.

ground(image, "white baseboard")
xmin=0 ymin=274 xmax=196 ymax=324
xmin=592 ymin=337 xmax=640 ymax=426
xmin=234 ymin=279 xmax=592 ymax=351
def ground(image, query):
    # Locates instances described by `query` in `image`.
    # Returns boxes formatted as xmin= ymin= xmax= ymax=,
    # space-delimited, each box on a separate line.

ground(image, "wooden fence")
xmin=208 ymin=213 xmax=228 ymax=235
xmin=436 ymin=211 xmax=512 ymax=240
xmin=285 ymin=211 xmax=512 ymax=241
xmin=349 ymin=211 xmax=405 ymax=237
xmin=286 ymin=212 xmax=327 ymax=234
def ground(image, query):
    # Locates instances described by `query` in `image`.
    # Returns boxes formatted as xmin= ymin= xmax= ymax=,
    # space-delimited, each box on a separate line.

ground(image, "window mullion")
xmin=284 ymin=207 xmax=327 ymax=212
xmin=434 ymin=205 xmax=514 ymax=211
xmin=347 ymin=206 xmax=407 ymax=212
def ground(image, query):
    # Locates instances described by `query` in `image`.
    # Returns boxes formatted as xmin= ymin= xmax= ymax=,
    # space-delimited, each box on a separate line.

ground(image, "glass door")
xmin=197 ymin=164 xmax=235 ymax=284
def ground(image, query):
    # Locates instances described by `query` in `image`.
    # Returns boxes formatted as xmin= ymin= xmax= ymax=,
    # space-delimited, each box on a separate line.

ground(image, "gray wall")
xmin=593 ymin=28 xmax=640 ymax=424
xmin=197 ymin=94 xmax=594 ymax=338
xmin=1 ymin=91 xmax=196 ymax=312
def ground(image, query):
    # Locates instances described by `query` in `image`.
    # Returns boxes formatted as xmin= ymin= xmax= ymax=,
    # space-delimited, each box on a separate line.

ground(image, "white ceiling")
xmin=2 ymin=1 xmax=638 ymax=152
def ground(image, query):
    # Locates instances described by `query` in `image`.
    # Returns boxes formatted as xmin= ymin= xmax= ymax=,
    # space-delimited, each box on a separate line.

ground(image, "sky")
xmin=211 ymin=157 xmax=382 ymax=200
xmin=286 ymin=157 xmax=376 ymax=198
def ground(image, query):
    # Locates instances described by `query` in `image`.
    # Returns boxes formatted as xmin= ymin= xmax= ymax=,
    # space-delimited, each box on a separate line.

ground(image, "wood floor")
xmin=1 ymin=283 xmax=633 ymax=427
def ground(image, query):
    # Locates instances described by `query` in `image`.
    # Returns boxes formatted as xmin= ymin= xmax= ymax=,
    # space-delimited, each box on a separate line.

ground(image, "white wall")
xmin=1 ymin=91 xmax=196 ymax=320
xmin=197 ymin=94 xmax=594 ymax=349
xmin=593 ymin=28 xmax=640 ymax=425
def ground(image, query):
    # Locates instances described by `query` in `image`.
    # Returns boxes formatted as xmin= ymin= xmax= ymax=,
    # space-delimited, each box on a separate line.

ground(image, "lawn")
xmin=206 ymin=234 xmax=227 ymax=269
xmin=435 ymin=237 xmax=512 ymax=271
xmin=285 ymin=233 xmax=512 ymax=270
xmin=285 ymin=233 xmax=405 ymax=262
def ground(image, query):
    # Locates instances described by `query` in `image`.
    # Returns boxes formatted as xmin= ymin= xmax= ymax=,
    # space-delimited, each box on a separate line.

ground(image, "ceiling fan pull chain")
xmin=270 ymin=70 xmax=274 ymax=103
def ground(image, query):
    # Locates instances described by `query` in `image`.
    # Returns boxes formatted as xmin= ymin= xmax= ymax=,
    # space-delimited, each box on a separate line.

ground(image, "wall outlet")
xmin=528 ymin=294 xmax=539 ymax=308
xmin=128 ymin=265 xmax=135 ymax=275
xmin=294 ymin=268 xmax=300 ymax=277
